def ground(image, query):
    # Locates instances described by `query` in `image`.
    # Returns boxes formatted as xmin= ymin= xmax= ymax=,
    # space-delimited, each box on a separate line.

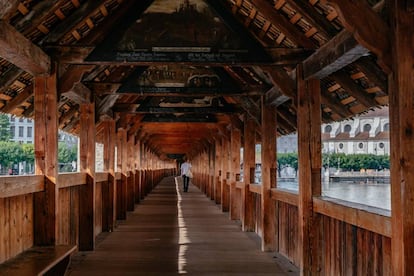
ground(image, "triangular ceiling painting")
xmin=87 ymin=0 xmax=271 ymax=63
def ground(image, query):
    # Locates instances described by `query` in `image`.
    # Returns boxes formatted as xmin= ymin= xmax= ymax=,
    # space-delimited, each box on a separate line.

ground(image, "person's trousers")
xmin=182 ymin=175 xmax=190 ymax=192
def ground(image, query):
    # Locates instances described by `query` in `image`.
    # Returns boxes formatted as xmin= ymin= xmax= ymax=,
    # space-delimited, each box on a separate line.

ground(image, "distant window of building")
xmin=358 ymin=143 xmax=364 ymax=149
xmin=339 ymin=143 xmax=344 ymax=149
xmin=10 ymin=126 xmax=15 ymax=137
xmin=27 ymin=119 xmax=32 ymax=123
xmin=379 ymin=142 xmax=385 ymax=149
xmin=344 ymin=124 xmax=352 ymax=133
xmin=18 ymin=126 xmax=24 ymax=137
xmin=19 ymin=118 xmax=24 ymax=122
xmin=27 ymin=126 xmax=32 ymax=138
xmin=384 ymin=123 xmax=389 ymax=131
xmin=324 ymin=125 xmax=332 ymax=133
xmin=10 ymin=116 xmax=15 ymax=122
xmin=363 ymin=124 xmax=371 ymax=132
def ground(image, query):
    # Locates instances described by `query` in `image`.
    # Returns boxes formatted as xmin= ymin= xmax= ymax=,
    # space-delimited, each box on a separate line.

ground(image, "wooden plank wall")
xmin=0 ymin=195 xmax=34 ymax=263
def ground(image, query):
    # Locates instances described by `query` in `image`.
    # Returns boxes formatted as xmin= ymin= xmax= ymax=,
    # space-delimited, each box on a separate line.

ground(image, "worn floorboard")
xmin=67 ymin=176 xmax=299 ymax=275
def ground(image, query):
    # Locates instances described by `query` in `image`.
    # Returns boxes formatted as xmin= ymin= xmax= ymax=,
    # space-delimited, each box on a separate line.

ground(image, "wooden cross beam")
xmin=302 ymin=30 xmax=369 ymax=80
xmin=0 ymin=20 xmax=50 ymax=75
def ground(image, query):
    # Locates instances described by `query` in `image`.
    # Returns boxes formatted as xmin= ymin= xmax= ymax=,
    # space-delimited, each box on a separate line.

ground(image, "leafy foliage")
xmin=0 ymin=114 xmax=11 ymax=141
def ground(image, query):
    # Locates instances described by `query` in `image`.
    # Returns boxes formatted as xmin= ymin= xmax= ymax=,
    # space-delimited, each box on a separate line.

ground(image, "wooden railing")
xmin=0 ymin=168 xmax=176 ymax=264
xmin=193 ymin=173 xmax=392 ymax=274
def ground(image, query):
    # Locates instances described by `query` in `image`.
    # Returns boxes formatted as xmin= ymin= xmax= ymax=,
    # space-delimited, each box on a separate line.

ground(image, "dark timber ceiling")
xmin=0 ymin=0 xmax=389 ymax=160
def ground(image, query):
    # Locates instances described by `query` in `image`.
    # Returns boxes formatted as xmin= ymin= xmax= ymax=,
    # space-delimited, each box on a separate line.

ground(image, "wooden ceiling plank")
xmin=42 ymin=0 xmax=103 ymax=45
xmin=354 ymin=56 xmax=388 ymax=94
xmin=302 ymin=29 xmax=369 ymax=80
xmin=323 ymin=0 xmax=391 ymax=72
xmin=250 ymin=0 xmax=317 ymax=49
xmin=320 ymin=89 xmax=352 ymax=118
xmin=0 ymin=20 xmax=50 ymax=76
xmin=1 ymin=84 xmax=33 ymax=113
xmin=284 ymin=0 xmax=338 ymax=38
xmin=330 ymin=70 xmax=378 ymax=108
xmin=0 ymin=65 xmax=23 ymax=91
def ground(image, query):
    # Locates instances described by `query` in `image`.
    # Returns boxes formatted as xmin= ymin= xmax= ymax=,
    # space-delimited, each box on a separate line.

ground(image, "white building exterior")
xmin=277 ymin=107 xmax=390 ymax=156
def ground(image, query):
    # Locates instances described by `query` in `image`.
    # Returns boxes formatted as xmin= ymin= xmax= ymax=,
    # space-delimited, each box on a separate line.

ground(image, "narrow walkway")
xmin=67 ymin=177 xmax=298 ymax=275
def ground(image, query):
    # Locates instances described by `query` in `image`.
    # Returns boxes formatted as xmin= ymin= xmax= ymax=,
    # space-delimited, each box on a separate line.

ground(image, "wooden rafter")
xmin=1 ymin=84 xmax=33 ymax=113
xmin=330 ymin=70 xmax=377 ymax=108
xmin=302 ymin=30 xmax=369 ymax=80
xmin=249 ymin=0 xmax=317 ymax=49
xmin=323 ymin=0 xmax=391 ymax=72
xmin=0 ymin=20 xmax=50 ymax=75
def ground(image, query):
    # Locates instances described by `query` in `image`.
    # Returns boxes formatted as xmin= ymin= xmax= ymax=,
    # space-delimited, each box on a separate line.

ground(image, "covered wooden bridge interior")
xmin=0 ymin=0 xmax=412 ymax=274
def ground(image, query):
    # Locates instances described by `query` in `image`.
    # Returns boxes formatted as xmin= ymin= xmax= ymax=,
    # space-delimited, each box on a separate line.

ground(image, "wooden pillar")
xmin=242 ymin=115 xmax=256 ymax=232
xmin=135 ymin=138 xmax=141 ymax=204
xmin=102 ymin=120 xmax=116 ymax=232
xmin=390 ymin=2 xmax=414 ymax=275
xmin=79 ymin=103 xmax=96 ymax=251
xmin=230 ymin=127 xmax=241 ymax=220
xmin=221 ymin=136 xmax=230 ymax=212
xmin=260 ymin=97 xmax=277 ymax=251
xmin=127 ymin=137 xmax=135 ymax=211
xmin=33 ymin=69 xmax=58 ymax=246
xmin=209 ymin=142 xmax=215 ymax=200
xmin=215 ymin=138 xmax=222 ymax=204
xmin=116 ymin=129 xmax=127 ymax=220
xmin=297 ymin=64 xmax=322 ymax=274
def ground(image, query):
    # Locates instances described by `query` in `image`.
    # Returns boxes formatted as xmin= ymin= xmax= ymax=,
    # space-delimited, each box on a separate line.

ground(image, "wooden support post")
xmin=389 ymin=1 xmax=414 ymax=275
xmin=78 ymin=103 xmax=96 ymax=251
xmin=116 ymin=129 xmax=127 ymax=220
xmin=215 ymin=138 xmax=222 ymax=204
xmin=242 ymin=115 xmax=256 ymax=232
xmin=102 ymin=120 xmax=116 ymax=232
xmin=209 ymin=143 xmax=215 ymax=200
xmin=33 ymin=68 xmax=58 ymax=246
xmin=221 ymin=136 xmax=230 ymax=212
xmin=135 ymin=139 xmax=141 ymax=204
xmin=260 ymin=97 xmax=277 ymax=251
xmin=230 ymin=127 xmax=241 ymax=220
xmin=297 ymin=64 xmax=322 ymax=274
xmin=127 ymin=137 xmax=135 ymax=211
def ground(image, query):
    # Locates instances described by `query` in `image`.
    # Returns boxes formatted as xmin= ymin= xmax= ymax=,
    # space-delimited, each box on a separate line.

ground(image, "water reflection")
xmin=278 ymin=180 xmax=391 ymax=210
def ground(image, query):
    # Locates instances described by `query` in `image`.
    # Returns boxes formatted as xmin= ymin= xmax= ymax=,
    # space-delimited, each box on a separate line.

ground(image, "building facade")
xmin=277 ymin=107 xmax=390 ymax=156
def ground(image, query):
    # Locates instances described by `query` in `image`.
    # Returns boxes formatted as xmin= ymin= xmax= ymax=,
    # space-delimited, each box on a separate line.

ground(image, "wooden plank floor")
xmin=67 ymin=177 xmax=299 ymax=275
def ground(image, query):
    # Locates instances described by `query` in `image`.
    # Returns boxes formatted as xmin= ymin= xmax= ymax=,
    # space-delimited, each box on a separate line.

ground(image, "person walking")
xmin=180 ymin=158 xmax=192 ymax=192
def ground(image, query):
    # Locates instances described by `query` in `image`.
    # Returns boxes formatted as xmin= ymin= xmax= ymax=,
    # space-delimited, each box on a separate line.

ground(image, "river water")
xmin=277 ymin=180 xmax=391 ymax=211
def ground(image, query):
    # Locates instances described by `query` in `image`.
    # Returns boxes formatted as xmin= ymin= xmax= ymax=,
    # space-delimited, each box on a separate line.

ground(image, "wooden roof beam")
xmin=0 ymin=20 xmax=50 ymax=76
xmin=284 ymin=0 xmax=338 ymax=38
xmin=0 ymin=65 xmax=23 ymax=91
xmin=250 ymin=0 xmax=317 ymax=49
xmin=354 ymin=57 xmax=387 ymax=94
xmin=1 ymin=84 xmax=33 ymax=113
xmin=0 ymin=0 xmax=20 ymax=19
xmin=330 ymin=70 xmax=378 ymax=108
xmin=320 ymin=90 xmax=353 ymax=119
xmin=302 ymin=30 xmax=369 ymax=80
xmin=42 ymin=0 xmax=105 ymax=45
xmin=62 ymin=82 xmax=91 ymax=104
xmin=323 ymin=0 xmax=391 ymax=72
xmin=262 ymin=66 xmax=297 ymax=101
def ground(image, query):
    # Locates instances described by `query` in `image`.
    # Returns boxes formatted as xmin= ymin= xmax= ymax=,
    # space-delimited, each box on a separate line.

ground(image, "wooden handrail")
xmin=95 ymin=172 xmax=108 ymax=182
xmin=270 ymin=188 xmax=298 ymax=206
xmin=313 ymin=196 xmax=391 ymax=237
xmin=0 ymin=175 xmax=44 ymax=198
xmin=58 ymin=173 xmax=86 ymax=189
xmin=249 ymin=184 xmax=262 ymax=194
xmin=235 ymin=181 xmax=245 ymax=189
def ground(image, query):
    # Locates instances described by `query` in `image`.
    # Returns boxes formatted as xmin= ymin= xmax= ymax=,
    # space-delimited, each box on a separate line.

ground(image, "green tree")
xmin=277 ymin=153 xmax=298 ymax=176
xmin=0 ymin=141 xmax=24 ymax=171
xmin=0 ymin=114 xmax=11 ymax=141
